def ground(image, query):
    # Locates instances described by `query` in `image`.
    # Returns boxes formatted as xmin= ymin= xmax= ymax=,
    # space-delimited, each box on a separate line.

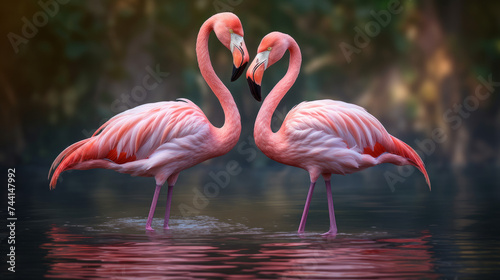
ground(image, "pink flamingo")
xmin=48 ymin=13 xmax=249 ymax=231
xmin=246 ymin=32 xmax=430 ymax=235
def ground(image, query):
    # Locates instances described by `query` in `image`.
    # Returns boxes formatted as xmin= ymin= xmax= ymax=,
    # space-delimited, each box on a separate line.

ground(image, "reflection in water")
xmin=260 ymin=234 xmax=435 ymax=279
xmin=43 ymin=226 xmax=237 ymax=279
xmin=42 ymin=223 xmax=436 ymax=279
xmin=19 ymin=167 xmax=500 ymax=279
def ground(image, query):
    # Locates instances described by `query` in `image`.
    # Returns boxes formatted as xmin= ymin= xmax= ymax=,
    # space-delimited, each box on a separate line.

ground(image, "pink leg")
xmin=163 ymin=185 xmax=174 ymax=229
xmin=298 ymin=182 xmax=316 ymax=233
xmin=145 ymin=184 xmax=161 ymax=231
xmin=323 ymin=180 xmax=338 ymax=236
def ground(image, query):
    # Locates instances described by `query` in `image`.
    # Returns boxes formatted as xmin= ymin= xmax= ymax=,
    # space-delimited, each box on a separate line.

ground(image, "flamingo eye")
xmin=229 ymin=29 xmax=234 ymax=34
xmin=267 ymin=47 xmax=272 ymax=51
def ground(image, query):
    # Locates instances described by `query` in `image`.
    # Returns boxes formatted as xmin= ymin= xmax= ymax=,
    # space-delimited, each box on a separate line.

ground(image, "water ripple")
xmin=40 ymin=220 xmax=448 ymax=279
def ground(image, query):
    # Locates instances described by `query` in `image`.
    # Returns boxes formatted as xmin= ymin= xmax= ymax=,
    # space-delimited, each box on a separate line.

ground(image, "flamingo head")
xmin=213 ymin=13 xmax=249 ymax=81
xmin=246 ymin=32 xmax=290 ymax=101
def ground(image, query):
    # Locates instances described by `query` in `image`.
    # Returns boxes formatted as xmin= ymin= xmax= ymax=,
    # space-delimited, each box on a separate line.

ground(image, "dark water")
xmin=2 ymin=165 xmax=500 ymax=279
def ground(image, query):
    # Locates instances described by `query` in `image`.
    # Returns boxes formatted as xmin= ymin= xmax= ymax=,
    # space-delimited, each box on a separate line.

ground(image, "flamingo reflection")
xmin=42 ymin=226 xmax=238 ymax=279
xmin=253 ymin=232 xmax=436 ymax=279
xmin=42 ymin=226 xmax=436 ymax=279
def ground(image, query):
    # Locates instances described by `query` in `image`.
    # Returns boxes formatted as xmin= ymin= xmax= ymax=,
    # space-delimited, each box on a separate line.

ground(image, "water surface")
xmin=3 ymin=165 xmax=500 ymax=279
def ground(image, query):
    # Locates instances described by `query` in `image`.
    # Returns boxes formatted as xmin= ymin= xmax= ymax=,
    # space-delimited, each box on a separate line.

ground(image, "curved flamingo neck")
xmin=196 ymin=17 xmax=241 ymax=152
xmin=255 ymin=37 xmax=302 ymax=149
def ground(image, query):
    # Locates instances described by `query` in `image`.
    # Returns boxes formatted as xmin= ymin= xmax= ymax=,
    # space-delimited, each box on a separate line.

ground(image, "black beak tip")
xmin=231 ymin=62 xmax=248 ymax=82
xmin=247 ymin=77 xmax=262 ymax=102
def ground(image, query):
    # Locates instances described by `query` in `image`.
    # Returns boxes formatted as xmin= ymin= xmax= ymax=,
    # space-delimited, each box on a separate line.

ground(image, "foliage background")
xmin=1 ymin=0 xmax=499 ymax=178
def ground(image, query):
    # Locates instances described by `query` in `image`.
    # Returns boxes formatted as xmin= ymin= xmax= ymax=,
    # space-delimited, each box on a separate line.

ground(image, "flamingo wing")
xmin=49 ymin=99 xmax=211 ymax=188
xmin=281 ymin=100 xmax=430 ymax=187
xmin=92 ymin=99 xmax=209 ymax=160
xmin=283 ymin=100 xmax=391 ymax=153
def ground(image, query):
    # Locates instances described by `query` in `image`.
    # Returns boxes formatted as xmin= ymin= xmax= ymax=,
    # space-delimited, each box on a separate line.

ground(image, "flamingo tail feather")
xmin=390 ymin=135 xmax=431 ymax=190
xmin=48 ymin=138 xmax=92 ymax=189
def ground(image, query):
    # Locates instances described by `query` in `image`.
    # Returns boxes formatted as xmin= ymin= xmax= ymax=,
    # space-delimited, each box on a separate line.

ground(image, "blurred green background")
xmin=1 ymin=0 xmax=499 ymax=172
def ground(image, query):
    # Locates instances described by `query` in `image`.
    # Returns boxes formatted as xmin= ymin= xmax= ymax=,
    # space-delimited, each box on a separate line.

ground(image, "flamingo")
xmin=48 ymin=12 xmax=249 ymax=231
xmin=246 ymin=32 xmax=430 ymax=236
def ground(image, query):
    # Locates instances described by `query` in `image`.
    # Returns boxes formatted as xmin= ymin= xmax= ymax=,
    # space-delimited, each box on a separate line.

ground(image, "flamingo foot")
xmin=145 ymin=225 xmax=154 ymax=231
xmin=321 ymin=228 xmax=337 ymax=237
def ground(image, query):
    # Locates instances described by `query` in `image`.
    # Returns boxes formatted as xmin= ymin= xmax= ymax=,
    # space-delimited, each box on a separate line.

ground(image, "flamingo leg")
xmin=298 ymin=182 xmax=316 ymax=233
xmin=163 ymin=185 xmax=174 ymax=229
xmin=323 ymin=180 xmax=338 ymax=236
xmin=145 ymin=184 xmax=162 ymax=231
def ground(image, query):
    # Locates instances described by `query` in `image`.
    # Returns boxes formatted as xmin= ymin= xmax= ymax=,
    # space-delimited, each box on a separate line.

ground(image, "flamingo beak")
xmin=230 ymin=34 xmax=249 ymax=81
xmin=247 ymin=77 xmax=261 ymax=102
xmin=246 ymin=50 xmax=270 ymax=102
xmin=232 ymin=62 xmax=248 ymax=82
